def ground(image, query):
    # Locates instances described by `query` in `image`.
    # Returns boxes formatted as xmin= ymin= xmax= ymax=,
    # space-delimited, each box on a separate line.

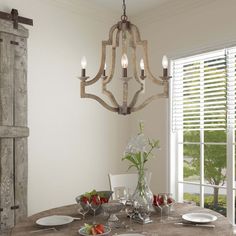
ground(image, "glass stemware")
xmin=166 ymin=193 xmax=175 ymax=220
xmin=154 ymin=193 xmax=168 ymax=223
xmin=77 ymin=201 xmax=90 ymax=220
xmin=156 ymin=203 xmax=164 ymax=223
xmin=102 ymin=202 xmax=124 ymax=228
xmin=90 ymin=195 xmax=101 ymax=224
xmin=125 ymin=200 xmax=134 ymax=231
xmin=126 ymin=188 xmax=134 ymax=202
xmin=114 ymin=187 xmax=127 ymax=205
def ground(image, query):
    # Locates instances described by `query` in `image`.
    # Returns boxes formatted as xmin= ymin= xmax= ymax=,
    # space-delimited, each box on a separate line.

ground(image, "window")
xmin=170 ymin=47 xmax=236 ymax=224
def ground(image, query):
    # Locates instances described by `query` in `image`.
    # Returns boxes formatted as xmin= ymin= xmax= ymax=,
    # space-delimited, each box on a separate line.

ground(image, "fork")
xmin=175 ymin=222 xmax=215 ymax=228
xmin=29 ymin=227 xmax=58 ymax=233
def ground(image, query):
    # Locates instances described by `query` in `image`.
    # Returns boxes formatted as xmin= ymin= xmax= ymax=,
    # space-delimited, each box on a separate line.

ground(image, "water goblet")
xmin=166 ymin=193 xmax=175 ymax=220
xmin=90 ymin=195 xmax=101 ymax=224
xmin=154 ymin=193 xmax=167 ymax=223
xmin=78 ymin=201 xmax=90 ymax=220
xmin=114 ymin=187 xmax=127 ymax=205
xmin=125 ymin=200 xmax=134 ymax=232
xmin=157 ymin=204 xmax=165 ymax=223
xmin=160 ymin=193 xmax=170 ymax=222
xmin=126 ymin=188 xmax=134 ymax=201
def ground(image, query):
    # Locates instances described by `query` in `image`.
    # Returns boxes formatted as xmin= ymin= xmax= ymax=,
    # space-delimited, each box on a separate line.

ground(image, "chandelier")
xmin=79 ymin=0 xmax=171 ymax=115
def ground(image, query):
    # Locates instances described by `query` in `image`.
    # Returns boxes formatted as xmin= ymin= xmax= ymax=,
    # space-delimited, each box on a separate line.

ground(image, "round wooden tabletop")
xmin=11 ymin=203 xmax=234 ymax=236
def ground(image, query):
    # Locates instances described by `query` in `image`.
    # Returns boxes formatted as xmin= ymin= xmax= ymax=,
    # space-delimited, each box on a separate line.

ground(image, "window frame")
xmin=169 ymin=47 xmax=236 ymax=225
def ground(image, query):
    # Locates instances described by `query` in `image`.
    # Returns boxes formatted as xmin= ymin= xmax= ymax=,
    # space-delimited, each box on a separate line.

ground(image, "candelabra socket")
xmin=163 ymin=68 xmax=168 ymax=77
xmin=82 ymin=68 xmax=86 ymax=77
xmin=141 ymin=69 xmax=145 ymax=77
xmin=159 ymin=75 xmax=172 ymax=81
xmin=122 ymin=68 xmax=127 ymax=77
xmin=101 ymin=75 xmax=108 ymax=80
xmin=79 ymin=76 xmax=90 ymax=82
xmin=140 ymin=75 xmax=146 ymax=81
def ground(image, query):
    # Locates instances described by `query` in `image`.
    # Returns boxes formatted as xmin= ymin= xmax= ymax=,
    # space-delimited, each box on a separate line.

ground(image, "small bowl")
xmin=102 ymin=202 xmax=124 ymax=215
xmin=102 ymin=202 xmax=124 ymax=222
xmin=76 ymin=190 xmax=113 ymax=215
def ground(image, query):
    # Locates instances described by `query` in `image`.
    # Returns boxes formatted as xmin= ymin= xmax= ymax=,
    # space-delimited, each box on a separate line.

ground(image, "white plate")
xmin=36 ymin=215 xmax=74 ymax=226
xmin=182 ymin=213 xmax=217 ymax=223
xmin=78 ymin=226 xmax=111 ymax=236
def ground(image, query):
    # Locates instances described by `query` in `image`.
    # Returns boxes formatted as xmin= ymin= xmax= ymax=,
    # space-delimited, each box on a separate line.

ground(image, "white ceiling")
xmin=84 ymin=0 xmax=170 ymax=16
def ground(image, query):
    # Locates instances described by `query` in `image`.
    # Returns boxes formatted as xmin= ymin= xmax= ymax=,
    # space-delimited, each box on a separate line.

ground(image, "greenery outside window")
xmin=170 ymin=47 xmax=236 ymax=224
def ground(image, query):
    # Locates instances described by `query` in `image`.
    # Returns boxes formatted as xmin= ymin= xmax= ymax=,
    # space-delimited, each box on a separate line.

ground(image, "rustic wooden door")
xmin=0 ymin=19 xmax=29 ymax=234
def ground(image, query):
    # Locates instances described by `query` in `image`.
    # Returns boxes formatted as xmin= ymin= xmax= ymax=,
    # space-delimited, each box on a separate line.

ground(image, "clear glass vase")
xmin=132 ymin=169 xmax=153 ymax=212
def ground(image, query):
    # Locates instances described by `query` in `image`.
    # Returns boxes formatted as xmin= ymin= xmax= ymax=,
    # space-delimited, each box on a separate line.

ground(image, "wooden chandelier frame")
xmin=79 ymin=19 xmax=170 ymax=115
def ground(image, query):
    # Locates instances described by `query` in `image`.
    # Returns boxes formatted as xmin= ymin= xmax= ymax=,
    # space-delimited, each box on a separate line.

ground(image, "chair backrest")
xmin=108 ymin=172 xmax=152 ymax=200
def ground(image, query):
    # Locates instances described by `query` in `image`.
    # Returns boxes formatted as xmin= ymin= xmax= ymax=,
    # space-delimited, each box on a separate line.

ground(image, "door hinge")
xmin=10 ymin=205 xmax=19 ymax=210
xmin=10 ymin=40 xmax=19 ymax=45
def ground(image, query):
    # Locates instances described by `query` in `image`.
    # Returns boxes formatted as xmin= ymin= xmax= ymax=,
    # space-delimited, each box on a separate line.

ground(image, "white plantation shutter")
xmin=227 ymin=47 xmax=236 ymax=130
xmin=172 ymin=49 xmax=227 ymax=131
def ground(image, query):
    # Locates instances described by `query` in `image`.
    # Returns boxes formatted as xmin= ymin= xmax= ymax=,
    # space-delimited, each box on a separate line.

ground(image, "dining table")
xmin=11 ymin=203 xmax=234 ymax=236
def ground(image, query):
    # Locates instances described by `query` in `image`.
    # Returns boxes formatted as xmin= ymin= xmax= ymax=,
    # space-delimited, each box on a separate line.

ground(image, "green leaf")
xmin=84 ymin=223 xmax=93 ymax=234
xmin=127 ymin=164 xmax=136 ymax=170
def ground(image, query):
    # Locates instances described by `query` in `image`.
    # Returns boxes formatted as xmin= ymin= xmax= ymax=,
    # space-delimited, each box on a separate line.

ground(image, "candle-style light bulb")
xmin=162 ymin=55 xmax=168 ymax=69
xmin=140 ymin=58 xmax=145 ymax=77
xmin=121 ymin=54 xmax=128 ymax=77
xmin=103 ymin=63 xmax=107 ymax=76
xmin=140 ymin=58 xmax=144 ymax=70
xmin=81 ymin=56 xmax=87 ymax=77
xmin=162 ymin=55 xmax=168 ymax=78
xmin=81 ymin=56 xmax=87 ymax=69
xmin=121 ymin=54 xmax=128 ymax=68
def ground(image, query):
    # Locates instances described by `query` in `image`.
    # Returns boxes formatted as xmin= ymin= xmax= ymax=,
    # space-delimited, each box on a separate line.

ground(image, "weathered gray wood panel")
xmin=0 ymin=19 xmax=28 ymax=38
xmin=14 ymin=138 xmax=27 ymax=224
xmin=13 ymin=35 xmax=28 ymax=224
xmin=0 ymin=126 xmax=29 ymax=138
xmin=0 ymin=32 xmax=15 ymax=231
xmin=0 ymin=139 xmax=14 ymax=230
xmin=0 ymin=18 xmax=29 ymax=233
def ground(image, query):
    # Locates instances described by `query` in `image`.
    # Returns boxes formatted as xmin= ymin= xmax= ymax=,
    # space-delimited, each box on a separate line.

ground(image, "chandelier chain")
xmin=121 ymin=0 xmax=128 ymax=21
xmin=122 ymin=0 xmax=126 ymax=16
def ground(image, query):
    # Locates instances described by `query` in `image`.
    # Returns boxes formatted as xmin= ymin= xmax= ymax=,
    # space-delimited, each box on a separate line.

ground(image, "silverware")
xmin=53 ymin=215 xmax=81 ymax=220
xmin=29 ymin=227 xmax=58 ymax=233
xmin=53 ymin=215 xmax=81 ymax=221
xmin=174 ymin=222 xmax=215 ymax=228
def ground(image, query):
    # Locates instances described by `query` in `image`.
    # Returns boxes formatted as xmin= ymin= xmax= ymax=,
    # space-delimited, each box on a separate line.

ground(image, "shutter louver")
xmin=227 ymin=47 xmax=236 ymax=130
xmin=172 ymin=50 xmax=227 ymax=131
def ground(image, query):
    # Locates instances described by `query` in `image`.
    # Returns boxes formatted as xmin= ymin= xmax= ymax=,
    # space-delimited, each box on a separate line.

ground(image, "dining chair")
xmin=108 ymin=172 xmax=152 ymax=200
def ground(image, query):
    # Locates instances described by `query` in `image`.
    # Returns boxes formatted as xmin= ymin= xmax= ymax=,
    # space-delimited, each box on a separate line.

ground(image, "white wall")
xmin=0 ymin=0 xmax=134 ymax=215
xmin=1 ymin=0 xmax=236 ymax=216
xmin=131 ymin=0 xmax=236 ymax=194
